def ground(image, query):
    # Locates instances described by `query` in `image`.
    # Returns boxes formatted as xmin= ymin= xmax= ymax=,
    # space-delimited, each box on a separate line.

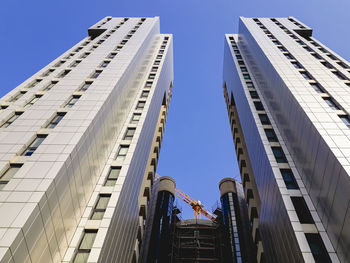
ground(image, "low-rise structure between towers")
xmin=0 ymin=16 xmax=173 ymax=263
xmin=223 ymin=16 xmax=350 ymax=263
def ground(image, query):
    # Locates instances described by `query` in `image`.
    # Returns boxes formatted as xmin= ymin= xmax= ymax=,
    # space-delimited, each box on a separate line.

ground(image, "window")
xmin=145 ymin=82 xmax=153 ymax=88
xmin=74 ymin=47 xmax=83 ymax=52
xmin=319 ymin=47 xmax=328 ymax=53
xmin=291 ymin=197 xmax=314 ymax=224
xmin=246 ymin=82 xmax=254 ymax=89
xmin=321 ymin=61 xmax=333 ymax=69
xmin=259 ymin=114 xmax=270 ymax=125
xmin=280 ymin=169 xmax=299 ymax=189
xmin=0 ymin=164 xmax=23 ymax=190
xmin=151 ymin=67 xmax=158 ymax=72
xmin=115 ymin=145 xmax=129 ymax=161
xmin=27 ymin=79 xmax=42 ymax=89
xmin=337 ymin=61 xmax=349 ymax=69
xmin=243 ymin=74 xmax=251 ymax=80
xmin=339 ymin=115 xmax=350 ymax=128
xmin=148 ymin=74 xmax=156 ymax=80
xmin=254 ymin=101 xmax=264 ymax=111
xmin=271 ymin=147 xmax=288 ymax=163
xmin=58 ymin=69 xmax=71 ymax=78
xmin=22 ymin=135 xmax=47 ymax=156
xmin=136 ymin=101 xmax=145 ymax=110
xmin=300 ymin=71 xmax=312 ymax=80
xmin=311 ymin=53 xmax=322 ymax=60
xmin=240 ymin=67 xmax=248 ymax=72
xmin=104 ymin=167 xmax=121 ymax=186
xmin=47 ymin=113 xmax=66 ymax=128
xmin=100 ymin=61 xmax=110 ymax=68
xmin=64 ymin=53 xmax=74 ymax=59
xmin=264 ymin=129 xmax=278 ymax=142
xmin=249 ymin=91 xmax=259 ymax=99
xmin=1 ymin=112 xmax=23 ymax=128
xmin=324 ymin=98 xmax=339 ymax=110
xmin=0 ymin=105 xmax=8 ymax=112
xmin=70 ymin=60 xmax=81 ymax=68
xmin=272 ymin=40 xmax=281 ymax=45
xmin=131 ymin=113 xmax=141 ymax=124
xmin=327 ymin=54 xmax=338 ymax=60
xmin=291 ymin=62 xmax=303 ymax=69
xmin=154 ymin=60 xmax=160 ymax=65
xmin=10 ymin=91 xmax=27 ymax=102
xmin=90 ymin=194 xmax=111 ymax=220
xmin=278 ymin=46 xmax=287 ymax=52
xmin=310 ymin=83 xmax=324 ymax=93
xmin=80 ymin=53 xmax=90 ymax=59
xmin=91 ymin=71 xmax=102 ymax=79
xmin=41 ymin=69 xmax=55 ymax=77
xmin=54 ymin=60 xmax=65 ymax=67
xmin=43 ymin=81 xmax=58 ymax=91
xmin=141 ymin=91 xmax=149 ymax=98
xmin=305 ymin=234 xmax=332 ymax=263
xmin=24 ymin=95 xmax=42 ymax=108
xmin=303 ymin=46 xmax=313 ymax=52
xmin=80 ymin=82 xmax=93 ymax=91
xmin=333 ymin=71 xmax=346 ymax=80
xmin=73 ymin=231 xmax=98 ymax=263
xmin=65 ymin=95 xmax=81 ymax=108
xmin=284 ymin=53 xmax=294 ymax=60
xmin=124 ymin=128 xmax=136 ymax=140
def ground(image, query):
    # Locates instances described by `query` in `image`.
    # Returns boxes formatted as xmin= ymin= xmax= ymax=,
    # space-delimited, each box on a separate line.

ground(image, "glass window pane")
xmin=1 ymin=166 xmax=21 ymax=181
xmin=108 ymin=168 xmax=120 ymax=179
xmin=79 ymin=232 xmax=97 ymax=250
xmin=96 ymin=196 xmax=110 ymax=210
xmin=73 ymin=252 xmax=89 ymax=263
xmin=31 ymin=136 xmax=46 ymax=148
xmin=91 ymin=211 xmax=105 ymax=220
xmin=104 ymin=180 xmax=116 ymax=187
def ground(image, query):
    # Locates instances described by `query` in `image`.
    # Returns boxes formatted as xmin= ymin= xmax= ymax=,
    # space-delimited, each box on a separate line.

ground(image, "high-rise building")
xmin=0 ymin=17 xmax=173 ymax=263
xmin=223 ymin=17 xmax=350 ymax=262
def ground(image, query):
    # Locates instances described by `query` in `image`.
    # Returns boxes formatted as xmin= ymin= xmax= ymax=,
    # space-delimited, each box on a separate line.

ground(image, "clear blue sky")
xmin=1 ymin=0 xmax=350 ymax=219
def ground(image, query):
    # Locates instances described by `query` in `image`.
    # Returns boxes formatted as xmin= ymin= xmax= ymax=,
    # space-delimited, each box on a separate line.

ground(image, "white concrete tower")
xmin=0 ymin=17 xmax=173 ymax=263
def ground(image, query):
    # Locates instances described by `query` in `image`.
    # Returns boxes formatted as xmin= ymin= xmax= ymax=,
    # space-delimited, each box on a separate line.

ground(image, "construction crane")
xmin=155 ymin=174 xmax=217 ymax=222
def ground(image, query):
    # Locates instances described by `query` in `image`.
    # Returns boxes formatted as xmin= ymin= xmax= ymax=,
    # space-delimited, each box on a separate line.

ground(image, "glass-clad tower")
xmin=223 ymin=17 xmax=350 ymax=262
xmin=0 ymin=17 xmax=173 ymax=263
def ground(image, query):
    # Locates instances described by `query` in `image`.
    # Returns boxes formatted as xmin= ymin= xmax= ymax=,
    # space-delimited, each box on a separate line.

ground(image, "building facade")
xmin=223 ymin=17 xmax=350 ymax=262
xmin=0 ymin=17 xmax=173 ymax=263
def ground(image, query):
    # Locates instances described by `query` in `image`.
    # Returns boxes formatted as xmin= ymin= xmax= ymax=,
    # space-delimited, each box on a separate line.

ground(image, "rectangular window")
xmin=271 ymin=147 xmax=288 ymax=163
xmin=278 ymin=46 xmax=287 ymax=52
xmin=310 ymin=83 xmax=324 ymax=93
xmin=324 ymin=98 xmax=339 ymax=110
xmin=243 ymin=74 xmax=251 ymax=80
xmin=24 ymin=95 xmax=42 ymax=108
xmin=151 ymin=67 xmax=158 ymax=72
xmin=0 ymin=164 xmax=23 ymax=190
xmin=136 ymin=101 xmax=145 ymax=110
xmin=246 ymin=82 xmax=254 ymax=89
xmin=70 ymin=60 xmax=81 ymax=68
xmin=145 ymin=81 xmax=153 ymax=88
xmin=305 ymin=234 xmax=332 ymax=263
xmin=327 ymin=54 xmax=338 ymax=60
xmin=1 ymin=112 xmax=23 ymax=128
xmin=58 ymin=69 xmax=71 ymax=78
xmin=100 ymin=61 xmax=110 ymax=68
xmin=148 ymin=74 xmax=156 ymax=80
xmin=300 ymin=71 xmax=312 ymax=80
xmin=259 ymin=114 xmax=271 ymax=125
xmin=10 ymin=91 xmax=27 ymax=102
xmin=22 ymin=135 xmax=47 ymax=156
xmin=91 ymin=71 xmax=102 ymax=79
xmin=141 ymin=91 xmax=149 ymax=98
xmin=104 ymin=167 xmax=121 ymax=186
xmin=311 ymin=53 xmax=322 ymax=60
xmin=264 ymin=129 xmax=278 ymax=142
xmin=65 ymin=95 xmax=81 ymax=108
xmin=254 ymin=101 xmax=264 ymax=111
xmin=80 ymin=53 xmax=90 ymax=59
xmin=115 ymin=145 xmax=129 ymax=161
xmin=291 ymin=62 xmax=303 ymax=69
xmin=80 ymin=82 xmax=93 ymax=91
xmin=131 ymin=113 xmax=141 ymax=124
xmin=73 ymin=230 xmax=98 ymax=263
xmin=333 ymin=71 xmax=346 ymax=80
xmin=319 ymin=47 xmax=328 ymax=53
xmin=280 ymin=169 xmax=299 ymax=189
xmin=291 ymin=197 xmax=314 ymax=224
xmin=154 ymin=60 xmax=161 ymax=65
xmin=303 ymin=46 xmax=313 ymax=52
xmin=339 ymin=115 xmax=350 ymax=128
xmin=90 ymin=194 xmax=111 ymax=220
xmin=123 ymin=128 xmax=136 ymax=140
xmin=284 ymin=53 xmax=294 ymax=60
xmin=43 ymin=81 xmax=58 ymax=91
xmin=27 ymin=79 xmax=42 ymax=89
xmin=41 ymin=69 xmax=55 ymax=77
xmin=337 ymin=61 xmax=349 ymax=69
xmin=47 ymin=113 xmax=66 ymax=128
xmin=240 ymin=67 xmax=248 ymax=72
xmin=54 ymin=60 xmax=65 ymax=67
xmin=249 ymin=91 xmax=259 ymax=99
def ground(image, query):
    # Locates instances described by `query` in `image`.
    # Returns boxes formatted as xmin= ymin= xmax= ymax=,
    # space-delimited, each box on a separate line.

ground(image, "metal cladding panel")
xmin=98 ymin=38 xmax=173 ymax=263
xmin=238 ymin=17 xmax=350 ymax=262
xmin=223 ymin=36 xmax=303 ymax=262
